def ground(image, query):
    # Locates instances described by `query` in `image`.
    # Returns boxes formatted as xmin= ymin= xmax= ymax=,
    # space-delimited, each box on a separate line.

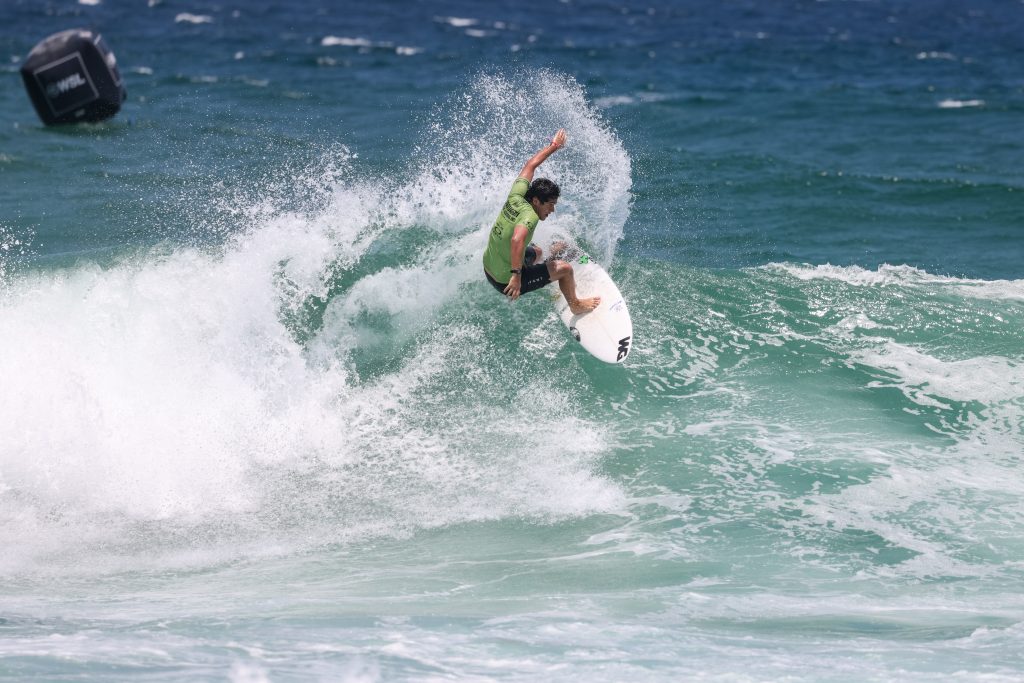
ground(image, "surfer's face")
xmin=533 ymin=197 xmax=557 ymax=220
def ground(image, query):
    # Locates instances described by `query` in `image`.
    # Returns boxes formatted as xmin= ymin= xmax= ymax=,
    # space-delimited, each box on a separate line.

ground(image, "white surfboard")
xmin=552 ymin=251 xmax=633 ymax=364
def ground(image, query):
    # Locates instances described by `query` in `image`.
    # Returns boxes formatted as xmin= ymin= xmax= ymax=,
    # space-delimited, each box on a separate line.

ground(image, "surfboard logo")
xmin=570 ymin=326 xmax=581 ymax=342
xmin=616 ymin=335 xmax=631 ymax=361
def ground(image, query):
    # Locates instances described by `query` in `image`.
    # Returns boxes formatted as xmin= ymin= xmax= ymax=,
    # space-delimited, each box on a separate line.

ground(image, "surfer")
xmin=482 ymin=129 xmax=600 ymax=315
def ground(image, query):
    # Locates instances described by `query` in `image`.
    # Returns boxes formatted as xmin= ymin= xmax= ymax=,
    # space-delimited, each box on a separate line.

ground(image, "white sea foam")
xmin=321 ymin=36 xmax=373 ymax=48
xmin=765 ymin=262 xmax=1024 ymax=301
xmin=754 ymin=262 xmax=1024 ymax=579
xmin=594 ymin=95 xmax=637 ymax=108
xmin=229 ymin=662 xmax=273 ymax=683
xmin=320 ymin=36 xmax=420 ymax=55
xmin=799 ymin=452 xmax=1024 ymax=579
xmin=938 ymin=98 xmax=985 ymax=109
xmin=852 ymin=341 xmax=1023 ymax=407
xmin=0 ymin=74 xmax=631 ymax=577
xmin=435 ymin=16 xmax=478 ymax=28
xmin=175 ymin=13 xmax=213 ymax=24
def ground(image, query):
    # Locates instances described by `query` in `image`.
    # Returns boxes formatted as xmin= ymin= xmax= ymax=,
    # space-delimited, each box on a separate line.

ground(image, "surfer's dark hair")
xmin=525 ymin=178 xmax=560 ymax=204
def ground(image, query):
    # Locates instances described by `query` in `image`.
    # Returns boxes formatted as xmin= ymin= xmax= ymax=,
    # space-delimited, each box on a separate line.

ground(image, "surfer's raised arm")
xmin=519 ymin=129 xmax=567 ymax=182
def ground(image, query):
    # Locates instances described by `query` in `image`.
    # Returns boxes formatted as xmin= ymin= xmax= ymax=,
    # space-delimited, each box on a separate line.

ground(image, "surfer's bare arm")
xmin=503 ymin=224 xmax=529 ymax=300
xmin=519 ymin=129 xmax=567 ymax=181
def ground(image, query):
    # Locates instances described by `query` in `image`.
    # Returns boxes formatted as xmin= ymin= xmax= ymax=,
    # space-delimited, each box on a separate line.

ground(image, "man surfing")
xmin=482 ymin=129 xmax=600 ymax=315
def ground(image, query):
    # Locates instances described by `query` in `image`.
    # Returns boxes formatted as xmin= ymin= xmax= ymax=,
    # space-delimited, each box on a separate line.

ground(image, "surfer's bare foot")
xmin=569 ymin=296 xmax=600 ymax=315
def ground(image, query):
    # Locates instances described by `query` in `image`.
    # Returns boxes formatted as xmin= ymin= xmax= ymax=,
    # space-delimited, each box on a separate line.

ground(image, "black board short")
xmin=485 ymin=245 xmax=552 ymax=296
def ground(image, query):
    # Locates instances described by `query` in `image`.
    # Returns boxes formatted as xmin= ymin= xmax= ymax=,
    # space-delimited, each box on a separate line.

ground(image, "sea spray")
xmin=0 ymin=73 xmax=633 ymax=578
xmin=411 ymin=70 xmax=632 ymax=262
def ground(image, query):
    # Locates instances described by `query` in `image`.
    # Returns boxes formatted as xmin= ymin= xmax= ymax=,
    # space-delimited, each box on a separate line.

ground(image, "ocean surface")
xmin=2 ymin=0 xmax=1023 ymax=681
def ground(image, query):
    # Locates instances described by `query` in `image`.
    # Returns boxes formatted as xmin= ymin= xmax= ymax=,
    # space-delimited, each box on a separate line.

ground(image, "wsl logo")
xmin=45 ymin=72 xmax=87 ymax=99
xmin=616 ymin=335 xmax=631 ymax=361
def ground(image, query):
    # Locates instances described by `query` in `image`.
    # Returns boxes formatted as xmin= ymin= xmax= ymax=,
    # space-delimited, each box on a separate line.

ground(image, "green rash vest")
xmin=482 ymin=177 xmax=539 ymax=284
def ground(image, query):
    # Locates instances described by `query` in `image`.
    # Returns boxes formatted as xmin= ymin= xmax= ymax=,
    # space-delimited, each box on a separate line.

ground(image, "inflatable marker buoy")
xmin=20 ymin=29 xmax=126 ymax=126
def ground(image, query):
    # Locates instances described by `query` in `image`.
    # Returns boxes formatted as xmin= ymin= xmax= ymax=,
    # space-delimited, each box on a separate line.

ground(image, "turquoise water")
xmin=2 ymin=1 xmax=1023 ymax=681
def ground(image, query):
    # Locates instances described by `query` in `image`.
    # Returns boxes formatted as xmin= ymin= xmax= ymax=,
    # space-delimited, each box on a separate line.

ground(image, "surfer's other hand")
xmin=504 ymin=275 xmax=522 ymax=300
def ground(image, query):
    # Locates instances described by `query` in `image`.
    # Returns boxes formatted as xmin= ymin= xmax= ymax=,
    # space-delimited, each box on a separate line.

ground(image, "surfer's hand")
xmin=504 ymin=275 xmax=522 ymax=300
xmin=550 ymin=129 xmax=566 ymax=150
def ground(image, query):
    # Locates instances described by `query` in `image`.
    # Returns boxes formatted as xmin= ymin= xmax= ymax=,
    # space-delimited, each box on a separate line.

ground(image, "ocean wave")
xmin=938 ymin=98 xmax=985 ymax=109
xmin=434 ymin=16 xmax=478 ymax=28
xmin=851 ymin=341 xmax=1023 ymax=407
xmin=763 ymin=263 xmax=1024 ymax=301
xmin=0 ymin=72 xmax=632 ymax=577
xmin=175 ymin=13 xmax=213 ymax=24
xmin=321 ymin=35 xmax=423 ymax=56
xmin=594 ymin=95 xmax=637 ymax=108
xmin=320 ymin=36 xmax=374 ymax=48
xmin=0 ymin=221 xmax=623 ymax=576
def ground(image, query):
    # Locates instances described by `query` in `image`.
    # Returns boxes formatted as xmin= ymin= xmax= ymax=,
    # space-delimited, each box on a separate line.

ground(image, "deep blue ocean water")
xmin=2 ymin=1 xmax=1023 ymax=681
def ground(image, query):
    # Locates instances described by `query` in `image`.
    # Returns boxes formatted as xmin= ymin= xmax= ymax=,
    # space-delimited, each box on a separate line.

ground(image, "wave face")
xmin=5 ymin=226 xmax=1024 ymax=679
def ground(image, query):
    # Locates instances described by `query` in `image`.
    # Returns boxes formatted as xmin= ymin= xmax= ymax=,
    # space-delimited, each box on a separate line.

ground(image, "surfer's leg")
xmin=547 ymin=260 xmax=600 ymax=314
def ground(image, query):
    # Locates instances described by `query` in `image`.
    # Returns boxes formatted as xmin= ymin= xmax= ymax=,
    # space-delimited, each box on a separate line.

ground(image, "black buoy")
xmin=20 ymin=29 xmax=126 ymax=126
